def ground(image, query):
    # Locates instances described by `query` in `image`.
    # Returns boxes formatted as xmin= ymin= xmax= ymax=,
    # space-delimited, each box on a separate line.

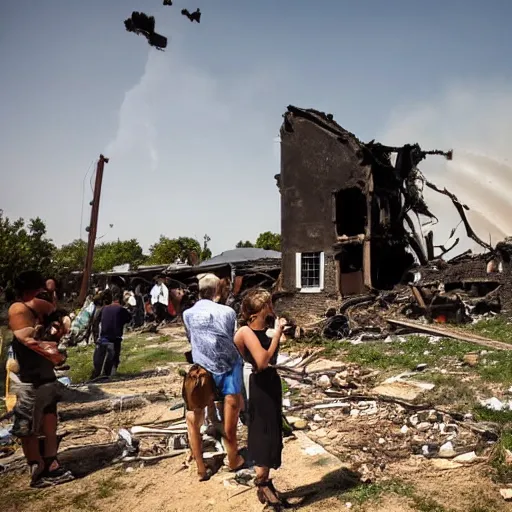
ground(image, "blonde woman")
xmin=234 ymin=289 xmax=288 ymax=509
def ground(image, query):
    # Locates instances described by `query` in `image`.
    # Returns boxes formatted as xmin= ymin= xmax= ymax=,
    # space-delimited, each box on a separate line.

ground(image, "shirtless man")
xmin=8 ymin=270 xmax=73 ymax=487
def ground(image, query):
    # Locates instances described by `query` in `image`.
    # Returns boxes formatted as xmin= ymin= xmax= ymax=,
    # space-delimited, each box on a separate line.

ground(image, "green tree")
xmin=236 ymin=240 xmax=254 ymax=248
xmin=148 ymin=236 xmax=202 ymax=265
xmin=52 ymin=238 xmax=146 ymax=274
xmin=93 ymin=239 xmax=146 ymax=272
xmin=255 ymin=231 xmax=281 ymax=251
xmin=0 ymin=210 xmax=56 ymax=287
xmin=52 ymin=239 xmax=87 ymax=273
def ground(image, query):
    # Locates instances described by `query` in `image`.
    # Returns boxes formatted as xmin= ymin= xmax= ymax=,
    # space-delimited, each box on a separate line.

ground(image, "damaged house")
xmin=273 ymin=105 xmax=488 ymax=321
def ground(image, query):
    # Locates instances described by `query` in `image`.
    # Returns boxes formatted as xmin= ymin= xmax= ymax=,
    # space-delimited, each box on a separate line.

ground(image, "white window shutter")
xmin=319 ymin=252 xmax=325 ymax=290
xmin=295 ymin=253 xmax=302 ymax=289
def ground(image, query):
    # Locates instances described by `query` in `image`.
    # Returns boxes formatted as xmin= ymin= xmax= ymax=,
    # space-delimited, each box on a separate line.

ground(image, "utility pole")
xmin=78 ymin=154 xmax=109 ymax=304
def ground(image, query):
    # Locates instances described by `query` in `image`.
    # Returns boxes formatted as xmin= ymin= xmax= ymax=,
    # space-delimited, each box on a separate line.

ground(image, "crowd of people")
xmin=64 ymin=277 xmax=178 ymax=379
xmin=5 ymin=269 xmax=288 ymax=509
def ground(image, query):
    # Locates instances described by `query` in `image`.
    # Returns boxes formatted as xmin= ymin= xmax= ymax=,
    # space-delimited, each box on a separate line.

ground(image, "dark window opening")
xmin=301 ymin=252 xmax=321 ymax=288
xmin=336 ymin=245 xmax=364 ymax=296
xmin=335 ymin=187 xmax=367 ymax=237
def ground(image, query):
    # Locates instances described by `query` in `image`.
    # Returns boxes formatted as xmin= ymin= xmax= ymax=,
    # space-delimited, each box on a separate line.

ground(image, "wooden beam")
xmin=386 ymin=317 xmax=512 ymax=351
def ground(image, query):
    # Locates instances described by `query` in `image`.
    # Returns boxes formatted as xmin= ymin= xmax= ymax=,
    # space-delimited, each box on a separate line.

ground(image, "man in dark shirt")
xmin=8 ymin=271 xmax=74 ymax=487
xmin=91 ymin=290 xmax=131 ymax=378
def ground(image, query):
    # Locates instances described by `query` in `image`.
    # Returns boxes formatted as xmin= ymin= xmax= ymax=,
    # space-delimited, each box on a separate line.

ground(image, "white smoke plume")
xmin=97 ymin=39 xmax=285 ymax=254
xmin=379 ymin=82 xmax=512 ymax=255
xmin=105 ymin=53 xmax=158 ymax=172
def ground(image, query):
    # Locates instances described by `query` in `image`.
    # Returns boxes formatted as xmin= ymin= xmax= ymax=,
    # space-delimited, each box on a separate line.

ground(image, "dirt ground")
xmin=2 ymin=327 xmax=512 ymax=512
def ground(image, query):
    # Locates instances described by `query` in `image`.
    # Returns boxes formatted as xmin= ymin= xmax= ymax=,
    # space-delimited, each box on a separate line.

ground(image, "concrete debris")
xmin=317 ymin=375 xmax=332 ymax=389
xmin=452 ymin=451 xmax=479 ymax=464
xmin=373 ymin=380 xmax=434 ymax=402
xmin=438 ymin=441 xmax=456 ymax=458
xmin=479 ymin=397 xmax=512 ymax=411
xmin=293 ymin=419 xmax=308 ymax=430
xmin=285 ymin=416 xmax=303 ymax=426
xmin=500 ymin=488 xmax=512 ymax=501
xmin=430 ymin=459 xmax=463 ymax=471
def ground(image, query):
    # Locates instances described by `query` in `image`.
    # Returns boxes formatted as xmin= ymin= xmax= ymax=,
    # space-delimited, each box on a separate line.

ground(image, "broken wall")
xmin=279 ymin=107 xmax=371 ymax=300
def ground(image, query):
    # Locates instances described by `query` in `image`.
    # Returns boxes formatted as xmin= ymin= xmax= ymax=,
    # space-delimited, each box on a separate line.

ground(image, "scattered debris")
xmin=274 ymin=346 xmax=499 ymax=484
xmin=181 ymin=8 xmax=201 ymax=23
xmin=373 ymin=378 xmax=435 ymax=403
xmin=500 ymin=488 xmax=512 ymax=501
xmin=317 ymin=375 xmax=331 ymax=389
xmin=124 ymin=12 xmax=167 ymax=50
xmin=479 ymin=397 xmax=512 ymax=411
xmin=438 ymin=441 xmax=456 ymax=458
xmin=452 ymin=451 xmax=479 ymax=464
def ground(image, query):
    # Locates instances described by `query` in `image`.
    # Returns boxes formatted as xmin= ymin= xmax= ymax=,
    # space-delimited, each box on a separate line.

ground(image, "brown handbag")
xmin=182 ymin=364 xmax=215 ymax=411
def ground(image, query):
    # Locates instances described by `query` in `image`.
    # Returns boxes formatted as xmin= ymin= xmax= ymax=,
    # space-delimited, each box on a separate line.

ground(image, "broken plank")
xmin=410 ymin=286 xmax=427 ymax=309
xmin=59 ymin=392 xmax=169 ymax=421
xmin=386 ymin=318 xmax=512 ymax=351
xmin=295 ymin=348 xmax=325 ymax=368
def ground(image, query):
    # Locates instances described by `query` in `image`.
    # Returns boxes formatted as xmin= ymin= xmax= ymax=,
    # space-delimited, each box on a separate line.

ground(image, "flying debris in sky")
xmin=181 ymin=8 xmax=201 ymax=23
xmin=124 ymin=11 xmax=168 ymax=50
xmin=163 ymin=0 xmax=173 ymax=5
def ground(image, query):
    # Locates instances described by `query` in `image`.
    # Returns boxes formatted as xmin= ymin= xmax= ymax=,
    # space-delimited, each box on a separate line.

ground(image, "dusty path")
xmin=5 ymin=430 xmax=505 ymax=512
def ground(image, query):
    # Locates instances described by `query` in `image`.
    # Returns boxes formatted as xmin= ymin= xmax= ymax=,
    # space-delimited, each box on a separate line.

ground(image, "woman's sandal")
xmin=267 ymin=480 xmax=291 ymax=507
xmin=198 ymin=468 xmax=213 ymax=482
xmin=255 ymin=478 xmax=290 ymax=510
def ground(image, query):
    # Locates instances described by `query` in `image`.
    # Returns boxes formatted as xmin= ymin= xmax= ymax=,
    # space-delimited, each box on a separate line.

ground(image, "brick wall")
xmin=274 ymin=255 xmax=340 ymax=323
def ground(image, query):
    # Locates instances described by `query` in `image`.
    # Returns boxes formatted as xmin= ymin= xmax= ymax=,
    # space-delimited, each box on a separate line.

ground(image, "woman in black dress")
xmin=234 ymin=289 xmax=287 ymax=509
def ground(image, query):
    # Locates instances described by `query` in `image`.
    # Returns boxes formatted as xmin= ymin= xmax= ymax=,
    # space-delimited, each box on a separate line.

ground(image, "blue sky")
xmin=2 ymin=0 xmax=512 ymax=255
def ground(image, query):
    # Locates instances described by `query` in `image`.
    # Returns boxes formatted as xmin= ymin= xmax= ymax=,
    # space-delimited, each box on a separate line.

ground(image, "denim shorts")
xmin=212 ymin=363 xmax=243 ymax=398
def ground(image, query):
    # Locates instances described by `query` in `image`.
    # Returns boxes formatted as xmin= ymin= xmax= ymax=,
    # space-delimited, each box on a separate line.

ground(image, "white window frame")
xmin=296 ymin=252 xmax=324 ymax=293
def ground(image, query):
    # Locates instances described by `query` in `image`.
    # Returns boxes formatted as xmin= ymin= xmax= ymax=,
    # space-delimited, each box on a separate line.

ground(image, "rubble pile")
xmin=312 ymin=268 xmax=510 ymax=344
xmin=289 ymin=236 xmax=512 ymax=344
xmin=277 ymin=352 xmax=496 ymax=483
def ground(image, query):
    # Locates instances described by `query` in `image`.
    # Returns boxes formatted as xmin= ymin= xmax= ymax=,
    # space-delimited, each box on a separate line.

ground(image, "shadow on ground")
xmin=58 ymin=442 xmax=127 ymax=478
xmin=281 ymin=467 xmax=361 ymax=507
